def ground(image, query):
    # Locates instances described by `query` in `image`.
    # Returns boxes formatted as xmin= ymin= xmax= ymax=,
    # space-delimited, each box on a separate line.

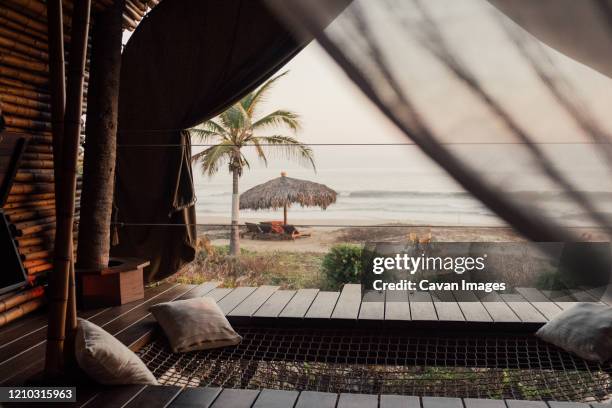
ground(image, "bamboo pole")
xmin=0 ymin=8 xmax=47 ymax=37
xmin=28 ymin=263 xmax=53 ymax=274
xmin=0 ymin=298 xmax=45 ymax=327
xmin=3 ymin=198 xmax=57 ymax=209
xmin=0 ymin=286 xmax=44 ymax=313
xmin=45 ymin=0 xmax=90 ymax=379
xmin=0 ymin=85 xmax=51 ymax=102
xmin=1 ymin=94 xmax=52 ymax=111
xmin=0 ymin=14 xmax=47 ymax=42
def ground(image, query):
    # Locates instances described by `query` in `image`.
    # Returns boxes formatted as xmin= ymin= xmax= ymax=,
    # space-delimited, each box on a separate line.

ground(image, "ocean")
xmin=193 ymin=166 xmax=612 ymax=228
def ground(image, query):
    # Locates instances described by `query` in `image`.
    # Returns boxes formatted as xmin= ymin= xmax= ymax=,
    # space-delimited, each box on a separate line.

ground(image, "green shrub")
xmin=322 ymin=244 xmax=363 ymax=290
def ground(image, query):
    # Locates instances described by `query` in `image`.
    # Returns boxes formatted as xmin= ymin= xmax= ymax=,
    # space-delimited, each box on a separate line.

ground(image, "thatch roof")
xmin=240 ymin=173 xmax=337 ymax=210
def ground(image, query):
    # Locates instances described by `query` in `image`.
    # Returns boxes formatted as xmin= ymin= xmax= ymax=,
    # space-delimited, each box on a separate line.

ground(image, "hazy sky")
xmin=190 ymin=0 xmax=612 ymax=194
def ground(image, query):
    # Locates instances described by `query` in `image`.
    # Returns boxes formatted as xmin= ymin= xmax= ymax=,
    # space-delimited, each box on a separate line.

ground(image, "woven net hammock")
xmin=137 ymin=326 xmax=612 ymax=402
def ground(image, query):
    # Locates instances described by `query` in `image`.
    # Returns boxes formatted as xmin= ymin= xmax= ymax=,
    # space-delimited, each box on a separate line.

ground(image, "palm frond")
xmin=202 ymin=120 xmax=227 ymax=135
xmin=189 ymin=120 xmax=228 ymax=143
xmin=198 ymin=142 xmax=234 ymax=177
xmin=219 ymin=105 xmax=247 ymax=133
xmin=254 ymin=135 xmax=316 ymax=171
xmin=188 ymin=128 xmax=221 ymax=143
xmin=243 ymin=71 xmax=290 ymax=116
xmin=249 ymin=137 xmax=269 ymax=167
xmin=252 ymin=110 xmax=301 ymax=132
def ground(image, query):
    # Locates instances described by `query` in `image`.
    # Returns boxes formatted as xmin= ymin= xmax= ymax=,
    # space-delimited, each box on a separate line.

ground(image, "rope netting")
xmin=137 ymin=327 xmax=612 ymax=402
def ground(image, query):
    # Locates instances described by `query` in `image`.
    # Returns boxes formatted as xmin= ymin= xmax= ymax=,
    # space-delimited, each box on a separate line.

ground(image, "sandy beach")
xmin=199 ymin=217 xmax=525 ymax=253
xmin=199 ymin=217 xmax=610 ymax=253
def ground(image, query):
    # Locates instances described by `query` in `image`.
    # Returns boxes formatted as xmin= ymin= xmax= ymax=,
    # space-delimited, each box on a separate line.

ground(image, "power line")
xmin=111 ymin=222 xmax=607 ymax=229
xmin=116 ymin=141 xmax=611 ymax=147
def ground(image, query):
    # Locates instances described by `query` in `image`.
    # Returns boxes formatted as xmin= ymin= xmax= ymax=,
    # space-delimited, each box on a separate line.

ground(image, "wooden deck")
xmin=13 ymin=385 xmax=605 ymax=408
xmin=208 ymin=283 xmax=608 ymax=330
xmin=0 ymin=282 xmax=608 ymax=406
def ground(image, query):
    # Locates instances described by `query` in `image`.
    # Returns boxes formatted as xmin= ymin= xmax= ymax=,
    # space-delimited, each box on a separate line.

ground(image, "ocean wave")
xmin=348 ymin=190 xmax=471 ymax=198
xmin=347 ymin=190 xmax=612 ymax=200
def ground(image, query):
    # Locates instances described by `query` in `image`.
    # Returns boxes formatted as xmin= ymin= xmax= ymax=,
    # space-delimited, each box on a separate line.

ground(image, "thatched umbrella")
xmin=240 ymin=172 xmax=337 ymax=225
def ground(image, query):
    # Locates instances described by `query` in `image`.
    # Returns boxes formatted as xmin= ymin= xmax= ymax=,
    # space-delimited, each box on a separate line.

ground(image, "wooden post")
xmin=283 ymin=204 xmax=287 ymax=225
xmin=281 ymin=172 xmax=287 ymax=225
xmin=46 ymin=0 xmax=78 ymax=354
xmin=77 ymin=0 xmax=124 ymax=270
xmin=45 ymin=0 xmax=91 ymax=379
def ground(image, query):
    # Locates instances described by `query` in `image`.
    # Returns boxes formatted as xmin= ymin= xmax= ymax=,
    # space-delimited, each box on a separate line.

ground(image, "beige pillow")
xmin=150 ymin=297 xmax=242 ymax=353
xmin=75 ymin=318 xmax=158 ymax=385
xmin=536 ymin=303 xmax=612 ymax=362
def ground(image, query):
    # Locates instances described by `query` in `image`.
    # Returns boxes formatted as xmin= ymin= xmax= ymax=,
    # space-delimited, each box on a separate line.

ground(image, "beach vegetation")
xmin=171 ymin=245 xmax=324 ymax=289
xmin=322 ymin=244 xmax=364 ymax=290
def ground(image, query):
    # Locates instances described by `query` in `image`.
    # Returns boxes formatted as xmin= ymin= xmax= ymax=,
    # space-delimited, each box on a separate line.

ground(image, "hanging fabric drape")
xmin=488 ymin=0 xmax=612 ymax=79
xmin=115 ymin=0 xmax=305 ymax=281
xmin=265 ymin=0 xmax=612 ymax=284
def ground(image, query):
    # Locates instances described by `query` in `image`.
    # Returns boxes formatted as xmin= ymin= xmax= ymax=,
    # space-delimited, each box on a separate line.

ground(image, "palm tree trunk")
xmin=77 ymin=0 xmax=123 ymax=270
xmin=229 ymin=169 xmax=240 ymax=256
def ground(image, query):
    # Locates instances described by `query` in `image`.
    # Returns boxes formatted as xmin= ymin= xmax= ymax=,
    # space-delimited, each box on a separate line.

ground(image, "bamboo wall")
xmin=0 ymin=0 xmax=157 ymax=327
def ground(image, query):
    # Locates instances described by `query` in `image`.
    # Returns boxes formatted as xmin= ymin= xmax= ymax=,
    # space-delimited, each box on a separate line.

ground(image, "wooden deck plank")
xmin=514 ymin=287 xmax=563 ymax=320
xmin=252 ymin=389 xmax=299 ymax=408
xmin=305 ymin=291 xmax=340 ymax=319
xmin=82 ymin=385 xmax=147 ymax=408
xmin=452 ymin=291 xmax=492 ymax=322
xmin=47 ymin=385 xmax=101 ymax=408
xmin=254 ymin=290 xmax=296 ymax=318
xmin=422 ymin=397 xmax=463 ymax=408
xmin=181 ymin=281 xmax=222 ymax=299
xmin=384 ymin=289 xmax=411 ymax=321
xmin=169 ymin=387 xmax=222 ymax=408
xmin=216 ymin=287 xmax=257 ymax=314
xmin=0 ymin=314 xmax=48 ymax=346
xmin=0 ymin=283 xmax=194 ymax=385
xmin=540 ymin=289 xmax=579 ymax=303
xmin=294 ymin=391 xmax=338 ymax=408
xmin=568 ymin=289 xmax=601 ymax=303
xmin=500 ymin=294 xmax=548 ymax=323
xmin=358 ymin=290 xmax=385 ymax=320
xmin=379 ymin=394 xmax=420 ymax=408
xmin=430 ymin=291 xmax=465 ymax=322
xmin=408 ymin=291 xmax=437 ymax=321
xmin=331 ymin=284 xmax=362 ymax=320
xmin=506 ymin=400 xmax=548 ymax=408
xmin=0 ymin=282 xmax=175 ymax=363
xmin=547 ymin=402 xmax=590 ymax=408
xmin=581 ymin=285 xmax=612 ymax=305
xmin=279 ymin=288 xmax=319 ymax=318
xmin=205 ymin=288 xmax=234 ymax=302
xmin=123 ymin=385 xmax=183 ymax=408
xmin=210 ymin=388 xmax=260 ymax=408
xmin=337 ymin=393 xmax=378 ymax=408
xmin=229 ymin=285 xmax=279 ymax=317
xmin=478 ymin=292 xmax=521 ymax=323
xmin=463 ymin=399 xmax=506 ymax=408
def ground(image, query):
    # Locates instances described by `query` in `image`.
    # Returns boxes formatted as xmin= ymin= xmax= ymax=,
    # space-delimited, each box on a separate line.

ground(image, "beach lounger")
xmin=244 ymin=222 xmax=263 ymax=237
xmin=259 ymin=223 xmax=273 ymax=234
xmin=282 ymin=224 xmax=311 ymax=239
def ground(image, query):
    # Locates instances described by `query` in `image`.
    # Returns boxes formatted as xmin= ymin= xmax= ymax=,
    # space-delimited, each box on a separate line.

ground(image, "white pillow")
xmin=536 ymin=303 xmax=612 ymax=362
xmin=150 ymin=297 xmax=242 ymax=353
xmin=75 ymin=318 xmax=158 ymax=385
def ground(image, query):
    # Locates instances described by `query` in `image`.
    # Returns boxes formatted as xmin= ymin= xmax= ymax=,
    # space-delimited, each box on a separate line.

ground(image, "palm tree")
xmin=190 ymin=71 xmax=316 ymax=256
